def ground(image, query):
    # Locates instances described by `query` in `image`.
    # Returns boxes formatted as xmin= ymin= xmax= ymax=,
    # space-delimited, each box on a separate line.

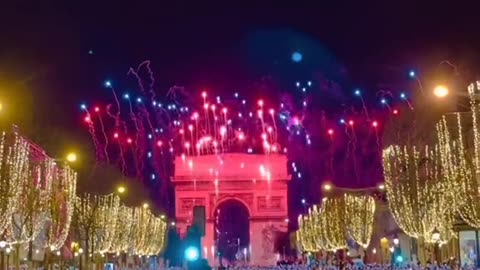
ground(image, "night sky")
xmin=1 ymin=2 xmax=480 ymax=214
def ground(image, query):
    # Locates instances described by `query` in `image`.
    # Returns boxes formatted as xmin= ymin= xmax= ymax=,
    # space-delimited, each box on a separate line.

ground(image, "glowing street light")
xmin=433 ymin=85 xmax=449 ymax=98
xmin=323 ymin=183 xmax=332 ymax=191
xmin=66 ymin=152 xmax=77 ymax=163
xmin=143 ymin=203 xmax=149 ymax=209
xmin=378 ymin=184 xmax=385 ymax=190
xmin=393 ymin=235 xmax=399 ymax=245
xmin=117 ymin=186 xmax=126 ymax=194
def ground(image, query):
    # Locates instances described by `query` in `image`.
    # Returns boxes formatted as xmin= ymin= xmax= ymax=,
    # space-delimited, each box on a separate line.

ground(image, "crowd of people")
xmin=177 ymin=263 xmax=476 ymax=270
xmin=173 ymin=258 xmax=479 ymax=270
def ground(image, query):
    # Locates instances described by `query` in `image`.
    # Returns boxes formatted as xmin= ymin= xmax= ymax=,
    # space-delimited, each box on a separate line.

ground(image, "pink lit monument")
xmin=173 ymin=153 xmax=290 ymax=266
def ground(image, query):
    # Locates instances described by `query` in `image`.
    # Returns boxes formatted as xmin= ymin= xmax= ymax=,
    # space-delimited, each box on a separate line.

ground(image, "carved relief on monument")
xmin=209 ymin=193 xmax=254 ymax=217
xmin=257 ymin=196 xmax=284 ymax=212
xmin=178 ymin=198 xmax=206 ymax=214
xmin=261 ymin=225 xmax=279 ymax=261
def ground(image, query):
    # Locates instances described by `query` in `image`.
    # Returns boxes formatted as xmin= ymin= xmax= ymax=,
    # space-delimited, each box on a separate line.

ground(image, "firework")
xmin=80 ymin=63 xmax=412 ymax=208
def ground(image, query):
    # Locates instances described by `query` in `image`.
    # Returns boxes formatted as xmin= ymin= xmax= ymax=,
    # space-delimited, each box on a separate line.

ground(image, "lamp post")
xmin=5 ymin=248 xmax=10 ymax=270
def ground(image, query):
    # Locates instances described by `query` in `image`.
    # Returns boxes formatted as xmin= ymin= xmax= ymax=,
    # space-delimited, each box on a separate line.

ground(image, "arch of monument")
xmin=173 ymin=153 xmax=290 ymax=266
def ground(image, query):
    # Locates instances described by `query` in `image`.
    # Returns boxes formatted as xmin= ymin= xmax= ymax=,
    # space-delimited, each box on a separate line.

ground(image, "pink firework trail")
xmin=359 ymin=95 xmax=370 ymax=121
xmin=82 ymin=108 xmax=102 ymax=160
xmin=107 ymin=104 xmax=127 ymax=173
xmin=94 ymin=107 xmax=110 ymax=163
xmin=127 ymin=60 xmax=156 ymax=101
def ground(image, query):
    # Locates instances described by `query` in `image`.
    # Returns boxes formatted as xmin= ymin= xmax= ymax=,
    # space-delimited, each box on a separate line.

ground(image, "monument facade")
xmin=173 ymin=153 xmax=290 ymax=265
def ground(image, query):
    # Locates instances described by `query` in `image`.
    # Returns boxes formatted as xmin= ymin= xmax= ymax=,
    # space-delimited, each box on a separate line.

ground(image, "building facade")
xmin=172 ymin=153 xmax=290 ymax=266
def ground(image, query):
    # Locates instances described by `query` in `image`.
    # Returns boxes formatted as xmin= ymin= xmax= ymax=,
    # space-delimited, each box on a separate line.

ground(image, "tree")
xmin=45 ymin=162 xmax=77 ymax=250
xmin=436 ymin=81 xmax=480 ymax=228
xmin=383 ymin=144 xmax=456 ymax=263
xmin=0 ymin=132 xmax=25 ymax=234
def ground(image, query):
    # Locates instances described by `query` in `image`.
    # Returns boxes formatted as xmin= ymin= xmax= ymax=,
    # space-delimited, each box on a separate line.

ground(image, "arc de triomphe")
xmin=173 ymin=153 xmax=290 ymax=266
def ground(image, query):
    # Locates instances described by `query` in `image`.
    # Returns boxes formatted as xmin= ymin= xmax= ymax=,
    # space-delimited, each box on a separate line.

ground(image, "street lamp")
xmin=117 ymin=186 xmax=126 ymax=194
xmin=378 ymin=184 xmax=385 ymax=190
xmin=323 ymin=183 xmax=332 ymax=191
xmin=433 ymin=85 xmax=449 ymax=98
xmin=143 ymin=203 xmax=149 ymax=209
xmin=66 ymin=152 xmax=78 ymax=163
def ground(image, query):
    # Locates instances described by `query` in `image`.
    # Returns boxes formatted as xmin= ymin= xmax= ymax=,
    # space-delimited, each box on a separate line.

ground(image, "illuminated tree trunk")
xmin=417 ymin=238 xmax=426 ymax=265
xmin=14 ymin=244 xmax=20 ymax=270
